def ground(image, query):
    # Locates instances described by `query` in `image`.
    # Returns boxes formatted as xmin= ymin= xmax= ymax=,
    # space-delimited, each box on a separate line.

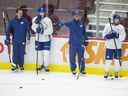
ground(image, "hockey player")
xmin=5 ymin=8 xmax=30 ymax=71
xmin=103 ymin=15 xmax=126 ymax=79
xmin=59 ymin=10 xmax=88 ymax=75
xmin=31 ymin=7 xmax=53 ymax=72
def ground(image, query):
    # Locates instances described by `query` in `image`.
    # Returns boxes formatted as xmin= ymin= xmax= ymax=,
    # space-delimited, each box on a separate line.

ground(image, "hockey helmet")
xmin=37 ymin=7 xmax=47 ymax=13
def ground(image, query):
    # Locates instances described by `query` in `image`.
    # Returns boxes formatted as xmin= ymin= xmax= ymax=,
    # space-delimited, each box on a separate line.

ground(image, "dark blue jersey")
xmin=6 ymin=17 xmax=30 ymax=43
xmin=61 ymin=19 xmax=87 ymax=46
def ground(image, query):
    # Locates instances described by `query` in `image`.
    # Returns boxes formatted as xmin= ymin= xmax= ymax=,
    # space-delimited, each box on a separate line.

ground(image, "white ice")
xmin=0 ymin=70 xmax=128 ymax=96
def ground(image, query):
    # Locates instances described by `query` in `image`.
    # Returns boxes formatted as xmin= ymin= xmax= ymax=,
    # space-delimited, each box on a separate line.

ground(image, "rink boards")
xmin=0 ymin=36 xmax=128 ymax=76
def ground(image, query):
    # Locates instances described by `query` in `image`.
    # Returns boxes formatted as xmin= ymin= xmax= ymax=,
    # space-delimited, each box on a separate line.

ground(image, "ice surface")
xmin=0 ymin=70 xmax=128 ymax=96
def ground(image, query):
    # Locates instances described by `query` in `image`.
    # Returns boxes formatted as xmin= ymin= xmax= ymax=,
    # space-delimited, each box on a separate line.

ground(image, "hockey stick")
xmin=36 ymin=33 xmax=39 ymax=75
xmin=76 ymin=62 xmax=81 ymax=80
xmin=35 ymin=18 xmax=46 ymax=75
xmin=35 ymin=22 xmax=43 ymax=75
xmin=2 ymin=10 xmax=11 ymax=63
xmin=108 ymin=18 xmax=122 ymax=67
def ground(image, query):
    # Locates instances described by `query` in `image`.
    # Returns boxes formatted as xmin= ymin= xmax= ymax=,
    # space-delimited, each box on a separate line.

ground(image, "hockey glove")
xmin=36 ymin=27 xmax=41 ymax=33
xmin=35 ymin=41 xmax=39 ymax=50
xmin=36 ymin=26 xmax=44 ymax=34
xmin=112 ymin=30 xmax=119 ymax=38
xmin=112 ymin=32 xmax=119 ymax=38
xmin=35 ymin=15 xmax=42 ymax=24
xmin=105 ymin=33 xmax=119 ymax=39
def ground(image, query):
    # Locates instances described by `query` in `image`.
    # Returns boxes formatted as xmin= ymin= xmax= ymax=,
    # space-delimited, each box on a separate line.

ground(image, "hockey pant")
xmin=105 ymin=49 xmax=121 ymax=72
xmin=35 ymin=41 xmax=50 ymax=67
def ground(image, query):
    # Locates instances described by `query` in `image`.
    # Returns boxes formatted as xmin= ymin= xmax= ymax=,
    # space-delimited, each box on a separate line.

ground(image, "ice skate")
xmin=11 ymin=65 xmax=19 ymax=72
xmin=104 ymin=72 xmax=109 ymax=79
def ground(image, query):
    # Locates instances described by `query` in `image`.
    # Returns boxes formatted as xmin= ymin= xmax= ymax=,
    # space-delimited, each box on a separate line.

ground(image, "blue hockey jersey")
xmin=61 ymin=19 xmax=87 ymax=46
xmin=6 ymin=17 xmax=30 ymax=43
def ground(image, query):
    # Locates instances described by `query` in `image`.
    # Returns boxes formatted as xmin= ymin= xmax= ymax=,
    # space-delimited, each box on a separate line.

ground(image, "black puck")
xmin=19 ymin=86 xmax=23 ymax=89
xmin=111 ymin=78 xmax=114 ymax=80
xmin=41 ymin=78 xmax=45 ymax=80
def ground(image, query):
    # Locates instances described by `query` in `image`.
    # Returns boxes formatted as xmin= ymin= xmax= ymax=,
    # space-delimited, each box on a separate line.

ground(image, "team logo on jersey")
xmin=22 ymin=42 xmax=25 ymax=45
xmin=107 ymin=56 xmax=109 ymax=58
xmin=80 ymin=25 xmax=83 ymax=27
xmin=20 ymin=22 xmax=24 ymax=24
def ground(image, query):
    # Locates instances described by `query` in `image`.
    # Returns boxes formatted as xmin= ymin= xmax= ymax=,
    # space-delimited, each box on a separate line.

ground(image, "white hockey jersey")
xmin=103 ymin=24 xmax=126 ymax=49
xmin=32 ymin=16 xmax=53 ymax=42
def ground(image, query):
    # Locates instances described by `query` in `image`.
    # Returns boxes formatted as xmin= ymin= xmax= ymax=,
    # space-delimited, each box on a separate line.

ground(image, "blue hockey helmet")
xmin=113 ymin=14 xmax=121 ymax=20
xmin=37 ymin=7 xmax=47 ymax=13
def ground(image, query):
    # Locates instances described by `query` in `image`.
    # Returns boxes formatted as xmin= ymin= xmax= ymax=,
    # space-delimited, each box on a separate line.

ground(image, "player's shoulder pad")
xmin=104 ymin=23 xmax=110 ymax=28
xmin=32 ymin=16 xmax=38 ymax=22
xmin=118 ymin=24 xmax=125 ymax=29
xmin=44 ymin=16 xmax=52 ymax=23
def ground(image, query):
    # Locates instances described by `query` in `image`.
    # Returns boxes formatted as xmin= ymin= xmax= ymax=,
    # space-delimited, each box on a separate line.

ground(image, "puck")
xmin=19 ymin=86 xmax=23 ymax=89
xmin=111 ymin=78 xmax=114 ymax=80
xmin=41 ymin=78 xmax=45 ymax=80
